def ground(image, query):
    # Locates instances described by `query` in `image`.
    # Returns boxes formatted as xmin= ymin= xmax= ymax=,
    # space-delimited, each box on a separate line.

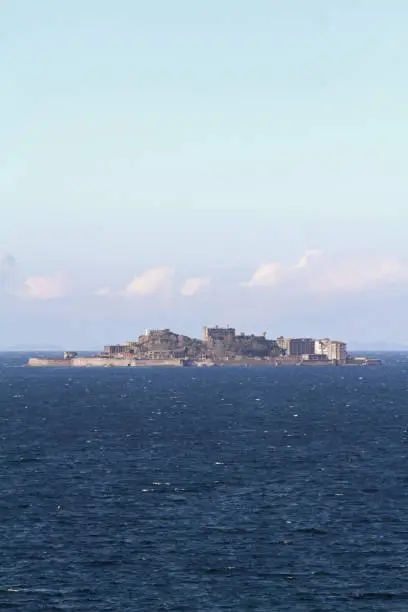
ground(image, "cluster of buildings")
xmin=103 ymin=329 xmax=199 ymax=361
xmin=203 ymin=326 xmax=278 ymax=358
xmin=102 ymin=326 xmax=349 ymax=364
xmin=27 ymin=325 xmax=384 ymax=368
xmin=277 ymin=336 xmax=347 ymax=363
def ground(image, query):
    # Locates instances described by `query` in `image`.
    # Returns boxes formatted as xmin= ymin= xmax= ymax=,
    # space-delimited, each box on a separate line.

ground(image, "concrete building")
xmin=315 ymin=339 xmax=347 ymax=362
xmin=203 ymin=326 xmax=236 ymax=344
xmin=103 ymin=344 xmax=128 ymax=357
xmin=315 ymin=339 xmax=330 ymax=357
xmin=302 ymin=353 xmax=329 ymax=361
xmin=327 ymin=341 xmax=347 ymax=363
xmin=125 ymin=341 xmax=139 ymax=349
xmin=277 ymin=337 xmax=316 ymax=355
xmin=277 ymin=337 xmax=291 ymax=353
xmin=287 ymin=338 xmax=316 ymax=356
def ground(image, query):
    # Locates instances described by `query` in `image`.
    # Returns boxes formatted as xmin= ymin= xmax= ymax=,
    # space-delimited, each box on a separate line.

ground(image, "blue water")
xmin=1 ymin=353 xmax=408 ymax=610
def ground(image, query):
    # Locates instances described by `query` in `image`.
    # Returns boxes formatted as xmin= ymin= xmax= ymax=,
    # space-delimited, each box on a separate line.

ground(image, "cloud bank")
xmin=2 ymin=248 xmax=408 ymax=347
xmin=244 ymin=251 xmax=408 ymax=294
xmin=2 ymin=249 xmax=408 ymax=305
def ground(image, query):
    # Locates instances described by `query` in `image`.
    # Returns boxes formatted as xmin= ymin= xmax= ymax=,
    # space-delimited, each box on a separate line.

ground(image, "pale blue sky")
xmin=1 ymin=0 xmax=408 ymax=347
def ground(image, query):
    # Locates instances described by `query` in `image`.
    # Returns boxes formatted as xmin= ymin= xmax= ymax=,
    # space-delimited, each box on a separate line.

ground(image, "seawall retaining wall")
xmin=27 ymin=357 xmax=184 ymax=367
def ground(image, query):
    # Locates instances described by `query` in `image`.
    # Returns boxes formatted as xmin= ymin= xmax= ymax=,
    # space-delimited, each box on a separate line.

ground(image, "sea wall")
xmin=26 ymin=357 xmax=184 ymax=367
xmin=27 ymin=358 xmax=70 ymax=367
xmin=26 ymin=356 xmax=376 ymax=368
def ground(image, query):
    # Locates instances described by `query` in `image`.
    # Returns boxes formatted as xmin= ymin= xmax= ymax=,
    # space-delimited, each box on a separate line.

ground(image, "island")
xmin=26 ymin=326 xmax=381 ymax=367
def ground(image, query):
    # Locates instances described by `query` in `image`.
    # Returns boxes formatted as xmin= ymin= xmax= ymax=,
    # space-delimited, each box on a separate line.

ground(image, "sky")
xmin=1 ymin=0 xmax=408 ymax=348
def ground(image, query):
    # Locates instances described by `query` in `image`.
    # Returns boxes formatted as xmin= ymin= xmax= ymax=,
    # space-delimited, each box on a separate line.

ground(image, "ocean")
xmin=1 ymin=353 xmax=408 ymax=610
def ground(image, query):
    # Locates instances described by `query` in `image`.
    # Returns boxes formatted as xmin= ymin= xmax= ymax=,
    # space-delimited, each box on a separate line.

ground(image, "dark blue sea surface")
xmin=1 ymin=353 xmax=408 ymax=610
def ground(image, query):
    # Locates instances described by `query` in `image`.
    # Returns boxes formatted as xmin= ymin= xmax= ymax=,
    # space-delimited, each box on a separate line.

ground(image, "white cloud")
xmin=294 ymin=249 xmax=322 ymax=269
xmin=23 ymin=274 xmax=71 ymax=300
xmin=124 ymin=267 xmax=174 ymax=296
xmin=244 ymin=262 xmax=285 ymax=287
xmin=244 ymin=250 xmax=408 ymax=294
xmin=180 ymin=276 xmax=211 ymax=297
xmin=243 ymin=250 xmax=320 ymax=287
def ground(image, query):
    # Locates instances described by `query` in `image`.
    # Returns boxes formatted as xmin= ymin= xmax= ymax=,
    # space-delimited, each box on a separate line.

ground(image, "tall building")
xmin=315 ymin=339 xmax=347 ymax=362
xmin=277 ymin=337 xmax=291 ymax=353
xmin=287 ymin=338 xmax=316 ymax=356
xmin=315 ymin=339 xmax=330 ymax=356
xmin=327 ymin=341 xmax=347 ymax=363
xmin=104 ymin=344 xmax=128 ymax=357
xmin=203 ymin=326 xmax=236 ymax=345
